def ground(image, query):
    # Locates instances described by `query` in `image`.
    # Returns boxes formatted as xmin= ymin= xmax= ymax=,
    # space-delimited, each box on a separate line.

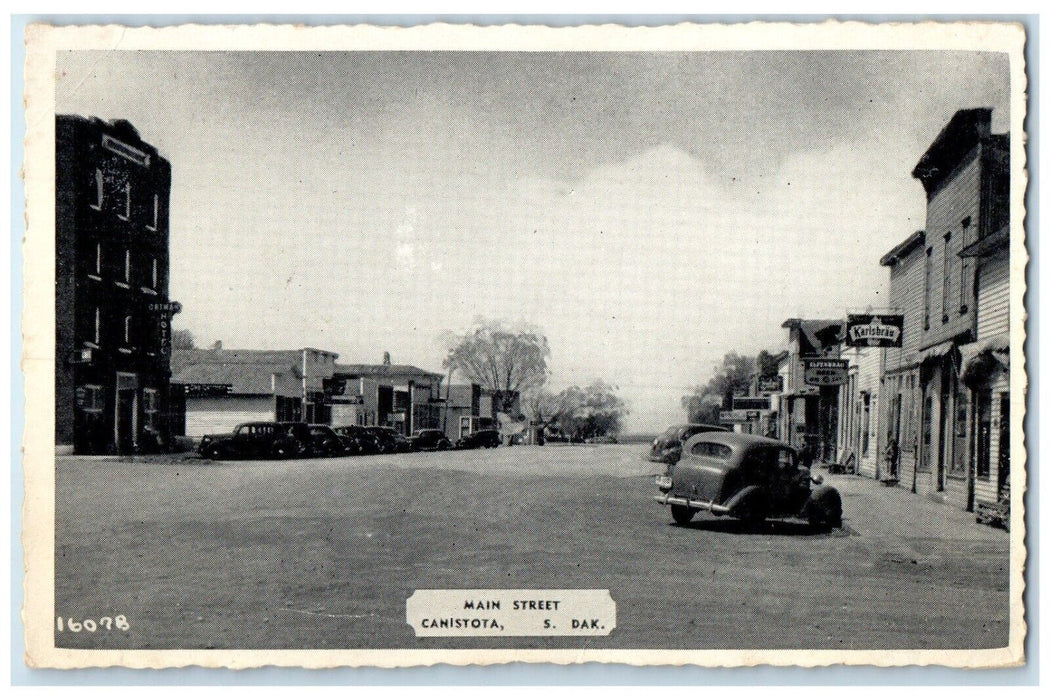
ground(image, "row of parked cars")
xmin=197 ymin=422 xmax=503 ymax=460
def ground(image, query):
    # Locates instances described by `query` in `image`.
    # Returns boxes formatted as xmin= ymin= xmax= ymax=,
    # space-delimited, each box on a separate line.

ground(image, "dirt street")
xmin=54 ymin=445 xmax=1010 ymax=649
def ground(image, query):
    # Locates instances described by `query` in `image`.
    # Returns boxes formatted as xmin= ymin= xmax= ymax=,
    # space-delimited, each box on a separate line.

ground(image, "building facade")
xmin=837 ymin=344 xmax=884 ymax=479
xmin=879 ymin=231 xmax=927 ymax=491
xmin=905 ymin=108 xmax=1009 ymax=510
xmin=959 ymin=225 xmax=1011 ymax=525
xmin=171 ymin=346 xmax=338 ymax=437
xmin=56 ymin=116 xmax=174 ymax=454
xmin=330 ymin=355 xmax=444 ymax=435
xmin=777 ymin=318 xmax=844 ymax=461
xmin=440 ymin=383 xmax=496 ymax=442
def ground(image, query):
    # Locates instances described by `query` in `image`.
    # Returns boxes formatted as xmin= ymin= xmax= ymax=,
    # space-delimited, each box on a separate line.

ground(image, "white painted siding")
xmin=977 ymin=251 xmax=1010 ymax=337
xmin=185 ymin=395 xmax=273 ymax=437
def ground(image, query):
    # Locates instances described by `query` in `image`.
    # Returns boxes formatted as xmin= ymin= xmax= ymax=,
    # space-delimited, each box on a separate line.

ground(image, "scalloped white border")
xmin=21 ymin=20 xmax=1028 ymax=669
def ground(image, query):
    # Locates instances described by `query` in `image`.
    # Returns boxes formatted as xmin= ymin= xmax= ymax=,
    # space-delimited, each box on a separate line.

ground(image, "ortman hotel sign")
xmin=845 ymin=314 xmax=904 ymax=348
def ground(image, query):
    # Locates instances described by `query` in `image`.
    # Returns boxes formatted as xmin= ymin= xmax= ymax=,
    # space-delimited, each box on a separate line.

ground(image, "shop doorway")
xmin=114 ymin=372 xmax=138 ymax=455
xmin=998 ymin=392 xmax=1010 ymax=502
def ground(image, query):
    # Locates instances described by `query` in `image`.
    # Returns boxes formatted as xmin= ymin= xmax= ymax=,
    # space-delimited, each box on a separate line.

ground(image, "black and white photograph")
xmin=21 ymin=21 xmax=1027 ymax=668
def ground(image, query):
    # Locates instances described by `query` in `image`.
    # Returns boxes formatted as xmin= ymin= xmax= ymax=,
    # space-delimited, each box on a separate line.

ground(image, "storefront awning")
xmin=959 ymin=333 xmax=1010 ymax=383
xmin=915 ymin=340 xmax=956 ymax=364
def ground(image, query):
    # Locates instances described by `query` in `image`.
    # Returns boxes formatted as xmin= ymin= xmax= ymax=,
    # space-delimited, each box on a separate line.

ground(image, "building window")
xmin=93 ymin=242 xmax=102 ymax=277
xmin=124 ymin=249 xmax=131 ymax=283
xmin=118 ymin=182 xmax=131 ymax=221
xmin=923 ymin=247 xmax=933 ymax=330
xmin=959 ymin=218 xmax=972 ymax=314
xmin=77 ymin=384 xmax=105 ymax=412
xmin=124 ymin=315 xmax=132 ymax=344
xmin=90 ymin=168 xmax=103 ymax=210
xmin=151 ymin=258 xmax=158 ymax=290
xmin=941 ymin=232 xmax=952 ymax=324
xmin=147 ymin=194 xmax=159 ymax=231
xmin=93 ymin=307 xmax=101 ymax=345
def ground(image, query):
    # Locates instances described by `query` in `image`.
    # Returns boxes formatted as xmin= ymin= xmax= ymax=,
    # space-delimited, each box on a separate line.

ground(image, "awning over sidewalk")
xmin=915 ymin=340 xmax=956 ymax=365
xmin=959 ymin=333 xmax=1010 ymax=383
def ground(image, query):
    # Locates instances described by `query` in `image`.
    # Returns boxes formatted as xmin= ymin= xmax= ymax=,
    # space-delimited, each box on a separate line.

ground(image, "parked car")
xmin=655 ymin=432 xmax=842 ymax=528
xmin=456 ymin=429 xmax=502 ymax=449
xmin=334 ymin=425 xmax=380 ymax=454
xmin=370 ymin=426 xmax=413 ymax=453
xmin=198 ymin=421 xmax=305 ymax=460
xmin=410 ymin=429 xmax=453 ymax=451
xmin=307 ymin=424 xmax=349 ymax=457
xmin=277 ymin=422 xmax=319 ymax=457
xmin=649 ymin=423 xmax=730 ymax=465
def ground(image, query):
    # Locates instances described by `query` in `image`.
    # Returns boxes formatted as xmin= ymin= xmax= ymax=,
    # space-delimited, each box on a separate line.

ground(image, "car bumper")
xmin=655 ymin=491 xmax=731 ymax=515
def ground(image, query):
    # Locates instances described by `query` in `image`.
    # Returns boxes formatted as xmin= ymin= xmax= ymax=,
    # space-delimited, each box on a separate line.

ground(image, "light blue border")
xmin=9 ymin=13 xmax=1039 ymax=686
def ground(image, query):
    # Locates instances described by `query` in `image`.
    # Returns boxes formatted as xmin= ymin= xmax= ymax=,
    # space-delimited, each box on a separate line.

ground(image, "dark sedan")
xmin=456 ymin=429 xmax=502 ymax=449
xmin=655 ymin=431 xmax=842 ymax=528
xmin=409 ymin=429 xmax=452 ymax=451
xmin=649 ymin=423 xmax=730 ymax=465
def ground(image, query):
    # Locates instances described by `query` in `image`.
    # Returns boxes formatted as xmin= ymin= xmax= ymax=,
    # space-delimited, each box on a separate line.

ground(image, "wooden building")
xmin=959 ymin=225 xmax=1011 ymax=526
xmin=906 ymin=108 xmax=1009 ymax=511
xmin=879 ymin=231 xmax=927 ymax=492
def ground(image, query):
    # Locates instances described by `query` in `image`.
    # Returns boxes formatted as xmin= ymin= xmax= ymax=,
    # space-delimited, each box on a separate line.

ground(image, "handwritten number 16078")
xmin=57 ymin=615 xmax=129 ymax=632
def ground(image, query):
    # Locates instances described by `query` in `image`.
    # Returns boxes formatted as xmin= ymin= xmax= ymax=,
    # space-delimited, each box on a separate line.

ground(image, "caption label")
xmin=406 ymin=589 xmax=615 ymax=637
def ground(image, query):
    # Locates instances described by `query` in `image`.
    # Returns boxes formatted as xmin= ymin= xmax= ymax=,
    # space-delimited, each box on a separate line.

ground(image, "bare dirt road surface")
xmin=54 ymin=445 xmax=1010 ymax=649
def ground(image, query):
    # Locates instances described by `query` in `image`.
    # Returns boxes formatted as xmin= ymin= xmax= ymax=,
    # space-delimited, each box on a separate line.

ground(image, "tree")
xmin=536 ymin=381 xmax=628 ymax=441
xmin=681 ymin=351 xmax=758 ymax=424
xmin=442 ymin=319 xmax=551 ymax=414
xmin=172 ymin=329 xmax=196 ymax=350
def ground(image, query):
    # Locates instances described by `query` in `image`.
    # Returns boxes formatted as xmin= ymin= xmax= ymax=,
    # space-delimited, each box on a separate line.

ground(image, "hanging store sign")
xmin=719 ymin=409 xmax=764 ymax=423
xmin=803 ymin=358 xmax=849 ymax=386
xmin=846 ymin=314 xmax=903 ymax=347
xmin=732 ymin=396 xmax=771 ymax=411
xmin=150 ymin=301 xmax=182 ymax=357
xmin=758 ymin=376 xmax=784 ymax=393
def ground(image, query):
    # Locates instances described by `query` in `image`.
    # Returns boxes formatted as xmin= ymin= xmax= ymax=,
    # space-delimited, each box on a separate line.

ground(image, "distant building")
xmin=55 ymin=116 xmax=174 ymax=454
xmin=440 ymin=383 xmax=496 ymax=442
xmin=777 ymin=318 xmax=844 ymax=461
xmin=171 ymin=346 xmax=338 ymax=437
xmin=330 ymin=354 xmax=444 ymax=435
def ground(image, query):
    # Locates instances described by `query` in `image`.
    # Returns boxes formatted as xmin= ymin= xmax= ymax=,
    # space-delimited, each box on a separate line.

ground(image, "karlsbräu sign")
xmin=846 ymin=314 xmax=903 ymax=347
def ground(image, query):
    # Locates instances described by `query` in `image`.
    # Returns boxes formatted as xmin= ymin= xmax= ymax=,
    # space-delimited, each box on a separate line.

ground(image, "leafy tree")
xmin=442 ymin=319 xmax=550 ymax=414
xmin=681 ymin=351 xmax=759 ymax=424
xmin=538 ymin=381 xmax=628 ymax=441
xmin=172 ymin=329 xmax=196 ymax=350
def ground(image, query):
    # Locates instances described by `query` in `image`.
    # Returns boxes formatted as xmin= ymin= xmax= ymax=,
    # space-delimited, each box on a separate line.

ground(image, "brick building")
xmin=55 ymin=116 xmax=174 ymax=454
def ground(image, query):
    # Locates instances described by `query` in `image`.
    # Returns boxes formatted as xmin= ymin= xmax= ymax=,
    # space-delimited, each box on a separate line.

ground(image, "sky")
xmin=55 ymin=50 xmax=1010 ymax=433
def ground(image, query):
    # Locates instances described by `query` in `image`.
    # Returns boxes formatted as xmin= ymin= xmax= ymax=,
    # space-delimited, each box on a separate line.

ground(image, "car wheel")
xmin=670 ymin=505 xmax=695 ymax=525
xmin=203 ymin=444 xmax=224 ymax=460
xmin=273 ymin=442 xmax=295 ymax=460
xmin=806 ymin=485 xmax=842 ymax=529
